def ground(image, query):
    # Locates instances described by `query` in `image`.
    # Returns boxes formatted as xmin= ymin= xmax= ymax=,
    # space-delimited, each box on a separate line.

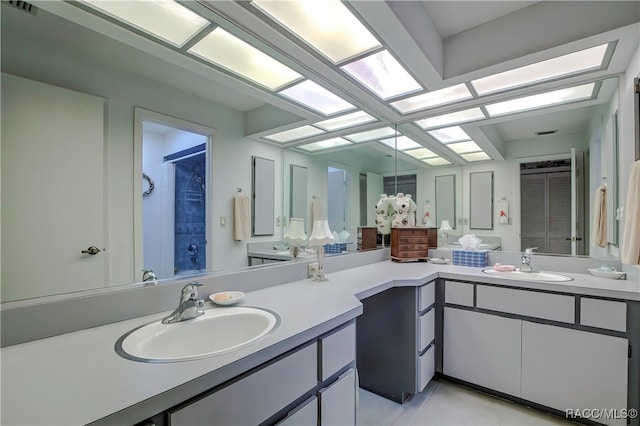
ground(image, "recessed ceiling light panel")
xmin=427 ymin=126 xmax=471 ymax=144
xmin=314 ymin=111 xmax=376 ymax=131
xmin=83 ymin=0 xmax=209 ymax=47
xmin=341 ymin=50 xmax=422 ymax=99
xmin=405 ymin=148 xmax=437 ymax=159
xmin=279 ymin=80 xmax=356 ymax=115
xmin=461 ymin=152 xmax=492 ymax=162
xmin=423 ymin=157 xmax=452 ymax=166
xmin=485 ymin=83 xmax=595 ymax=117
xmin=447 ymin=141 xmax=482 ymax=154
xmin=297 ymin=137 xmax=352 ymax=152
xmin=380 ymin=135 xmax=422 ymax=151
xmin=391 ymin=84 xmax=473 ymax=114
xmin=189 ymin=28 xmax=302 ymax=90
xmin=416 ymin=108 xmax=485 ymax=130
xmin=471 ymin=44 xmax=608 ymax=95
xmin=263 ymin=125 xmax=325 ymax=143
xmin=344 ymin=127 xmax=397 ymax=143
xmin=251 ymin=0 xmax=381 ymax=64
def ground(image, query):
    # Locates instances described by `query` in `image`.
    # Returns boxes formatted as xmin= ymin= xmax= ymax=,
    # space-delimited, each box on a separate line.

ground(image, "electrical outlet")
xmin=276 ymin=216 xmax=282 ymax=226
xmin=308 ymin=262 xmax=318 ymax=278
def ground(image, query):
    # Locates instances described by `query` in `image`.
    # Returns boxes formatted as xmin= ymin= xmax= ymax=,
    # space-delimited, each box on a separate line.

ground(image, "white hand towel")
xmin=233 ymin=193 xmax=251 ymax=241
xmin=422 ymin=202 xmax=433 ymax=226
xmin=591 ymin=185 xmax=607 ymax=248
xmin=311 ymin=198 xmax=324 ymax=223
xmin=622 ymin=160 xmax=640 ymax=264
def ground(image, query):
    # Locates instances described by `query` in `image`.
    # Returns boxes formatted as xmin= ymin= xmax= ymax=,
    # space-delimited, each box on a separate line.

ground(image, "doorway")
xmin=520 ymin=159 xmax=585 ymax=255
xmin=141 ymin=120 xmax=210 ymax=280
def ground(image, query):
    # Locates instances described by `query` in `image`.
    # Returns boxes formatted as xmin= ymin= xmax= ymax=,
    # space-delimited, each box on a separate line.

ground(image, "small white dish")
xmin=587 ymin=268 xmax=626 ymax=280
xmin=430 ymin=258 xmax=450 ymax=264
xmin=209 ymin=291 xmax=245 ymax=306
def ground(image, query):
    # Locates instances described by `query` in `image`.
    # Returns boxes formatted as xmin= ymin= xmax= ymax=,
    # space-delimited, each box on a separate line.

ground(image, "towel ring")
xmin=143 ymin=173 xmax=154 ymax=196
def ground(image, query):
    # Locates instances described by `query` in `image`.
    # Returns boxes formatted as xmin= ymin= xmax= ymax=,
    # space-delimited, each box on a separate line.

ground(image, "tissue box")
xmin=324 ymin=243 xmax=347 ymax=254
xmin=453 ymin=249 xmax=489 ymax=267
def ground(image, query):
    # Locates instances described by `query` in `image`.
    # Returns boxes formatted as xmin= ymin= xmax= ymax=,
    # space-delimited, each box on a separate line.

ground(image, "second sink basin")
xmin=482 ymin=269 xmax=573 ymax=282
xmin=116 ymin=306 xmax=279 ymax=362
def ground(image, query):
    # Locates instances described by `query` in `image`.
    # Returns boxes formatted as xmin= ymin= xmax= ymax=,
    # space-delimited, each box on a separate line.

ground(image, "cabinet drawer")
xmin=477 ymin=286 xmax=574 ymax=323
xmin=399 ymin=244 xmax=428 ymax=250
xmin=397 ymin=229 xmax=428 ymax=237
xmin=169 ymin=343 xmax=317 ymax=426
xmin=319 ymin=369 xmax=356 ymax=426
xmin=419 ymin=282 xmax=435 ymax=311
xmin=419 ymin=309 xmax=435 ymax=352
xmin=418 ymin=344 xmax=435 ymax=392
xmin=276 ymin=396 xmax=317 ymax=426
xmin=395 ymin=250 xmax=428 ymax=258
xmin=580 ymin=298 xmax=626 ymax=332
xmin=398 ymin=237 xmax=428 ymax=244
xmin=319 ymin=322 xmax=356 ymax=381
xmin=445 ymin=281 xmax=474 ymax=307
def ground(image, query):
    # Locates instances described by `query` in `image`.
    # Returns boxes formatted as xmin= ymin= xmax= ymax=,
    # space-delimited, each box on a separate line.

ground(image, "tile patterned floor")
xmin=357 ymin=379 xmax=577 ymax=426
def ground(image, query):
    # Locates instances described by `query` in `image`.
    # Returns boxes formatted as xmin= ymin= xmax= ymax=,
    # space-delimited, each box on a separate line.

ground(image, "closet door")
xmin=1 ymin=73 xmax=105 ymax=301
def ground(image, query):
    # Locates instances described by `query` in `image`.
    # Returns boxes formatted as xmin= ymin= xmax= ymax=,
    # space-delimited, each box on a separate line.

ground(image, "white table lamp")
xmin=283 ymin=218 xmax=307 ymax=259
xmin=440 ymin=220 xmax=452 ymax=247
xmin=308 ymin=218 xmax=334 ymax=281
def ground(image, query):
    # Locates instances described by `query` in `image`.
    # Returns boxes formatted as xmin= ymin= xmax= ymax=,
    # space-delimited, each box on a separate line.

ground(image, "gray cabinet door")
xmin=319 ymin=369 xmax=356 ymax=426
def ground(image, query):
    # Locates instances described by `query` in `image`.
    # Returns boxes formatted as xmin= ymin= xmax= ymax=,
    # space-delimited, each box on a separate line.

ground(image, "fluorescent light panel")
xmin=251 ymin=0 xmax=381 ymax=64
xmin=279 ymin=80 xmax=355 ymax=115
xmin=405 ymin=148 xmax=437 ymax=159
xmin=447 ymin=141 xmax=482 ymax=154
xmin=391 ymin=84 xmax=473 ymax=114
xmin=428 ymin=126 xmax=471 ymax=144
xmin=416 ymin=108 xmax=485 ymax=130
xmin=423 ymin=157 xmax=452 ymax=166
xmin=472 ymin=44 xmax=608 ymax=95
xmin=314 ymin=111 xmax=376 ymax=131
xmin=485 ymin=83 xmax=596 ymax=117
xmin=189 ymin=28 xmax=302 ymax=91
xmin=380 ymin=136 xmax=422 ymax=151
xmin=461 ymin=152 xmax=492 ymax=162
xmin=344 ymin=127 xmax=397 ymax=143
xmin=83 ymin=0 xmax=209 ymax=47
xmin=263 ymin=125 xmax=325 ymax=143
xmin=297 ymin=137 xmax=351 ymax=152
xmin=341 ymin=50 xmax=421 ymax=99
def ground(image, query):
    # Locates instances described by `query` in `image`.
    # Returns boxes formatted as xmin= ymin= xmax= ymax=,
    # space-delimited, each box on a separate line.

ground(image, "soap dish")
xmin=587 ymin=269 xmax=626 ymax=280
xmin=210 ymin=291 xmax=245 ymax=306
xmin=430 ymin=257 xmax=450 ymax=264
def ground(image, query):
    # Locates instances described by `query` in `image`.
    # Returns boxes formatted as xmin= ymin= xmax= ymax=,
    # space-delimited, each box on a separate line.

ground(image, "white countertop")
xmin=2 ymin=261 xmax=638 ymax=425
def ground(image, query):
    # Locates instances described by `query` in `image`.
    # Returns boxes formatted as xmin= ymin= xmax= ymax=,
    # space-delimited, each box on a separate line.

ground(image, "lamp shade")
xmin=283 ymin=218 xmax=307 ymax=245
xmin=440 ymin=220 xmax=452 ymax=231
xmin=309 ymin=218 xmax=335 ymax=246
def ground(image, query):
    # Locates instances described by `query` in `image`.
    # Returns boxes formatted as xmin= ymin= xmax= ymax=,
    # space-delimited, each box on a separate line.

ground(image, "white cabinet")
xmin=319 ymin=369 xmax=356 ymax=426
xmin=443 ymin=308 xmax=522 ymax=397
xmin=521 ymin=321 xmax=628 ymax=426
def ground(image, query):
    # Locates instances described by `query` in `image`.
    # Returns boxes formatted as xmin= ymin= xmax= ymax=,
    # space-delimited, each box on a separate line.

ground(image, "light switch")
xmin=220 ymin=216 xmax=226 ymax=227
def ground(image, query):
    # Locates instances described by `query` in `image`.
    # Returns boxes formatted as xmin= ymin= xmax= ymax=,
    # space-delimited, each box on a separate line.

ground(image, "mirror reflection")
xmin=1 ymin=1 xmax=632 ymax=304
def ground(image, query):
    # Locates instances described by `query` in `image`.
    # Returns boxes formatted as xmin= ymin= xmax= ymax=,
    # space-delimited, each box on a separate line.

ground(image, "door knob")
xmin=81 ymin=246 xmax=101 ymax=255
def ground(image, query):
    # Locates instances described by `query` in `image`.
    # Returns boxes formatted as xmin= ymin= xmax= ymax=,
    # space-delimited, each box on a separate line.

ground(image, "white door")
xmin=1 ymin=74 xmax=105 ymax=301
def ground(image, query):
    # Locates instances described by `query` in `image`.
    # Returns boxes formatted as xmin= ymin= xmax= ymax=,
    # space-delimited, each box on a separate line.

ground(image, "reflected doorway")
xmin=142 ymin=121 xmax=209 ymax=280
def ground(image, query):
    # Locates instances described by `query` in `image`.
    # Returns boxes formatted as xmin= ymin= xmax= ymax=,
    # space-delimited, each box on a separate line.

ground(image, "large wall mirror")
xmin=1 ymin=1 xmax=634 ymax=307
xmin=435 ymin=175 xmax=456 ymax=230
xmin=252 ymin=156 xmax=275 ymax=236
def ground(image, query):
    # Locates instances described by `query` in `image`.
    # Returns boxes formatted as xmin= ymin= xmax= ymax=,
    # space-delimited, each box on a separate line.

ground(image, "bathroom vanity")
xmin=1 ymin=259 xmax=639 ymax=426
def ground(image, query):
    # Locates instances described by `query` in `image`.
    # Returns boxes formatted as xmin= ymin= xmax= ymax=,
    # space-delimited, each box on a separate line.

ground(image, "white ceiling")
xmin=2 ymin=1 xmax=639 ymax=169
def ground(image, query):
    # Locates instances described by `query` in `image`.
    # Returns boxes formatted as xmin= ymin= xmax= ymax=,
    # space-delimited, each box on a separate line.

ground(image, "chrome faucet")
xmin=520 ymin=247 xmax=537 ymax=272
xmin=162 ymin=282 xmax=205 ymax=324
xmin=141 ymin=269 xmax=157 ymax=283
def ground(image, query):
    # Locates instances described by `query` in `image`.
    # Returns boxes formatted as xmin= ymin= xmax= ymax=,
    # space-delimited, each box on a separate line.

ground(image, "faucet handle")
xmin=524 ymin=247 xmax=538 ymax=254
xmin=181 ymin=281 xmax=204 ymax=300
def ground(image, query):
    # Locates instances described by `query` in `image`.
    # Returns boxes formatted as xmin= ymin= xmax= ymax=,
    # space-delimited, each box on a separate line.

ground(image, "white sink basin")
xmin=116 ymin=306 xmax=279 ymax=362
xmin=482 ymin=269 xmax=573 ymax=282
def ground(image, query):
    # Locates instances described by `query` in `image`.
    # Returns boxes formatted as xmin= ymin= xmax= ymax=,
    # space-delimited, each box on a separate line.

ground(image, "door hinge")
xmin=635 ymin=81 xmax=640 ymax=94
xmin=629 ymin=344 xmax=632 ymax=358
